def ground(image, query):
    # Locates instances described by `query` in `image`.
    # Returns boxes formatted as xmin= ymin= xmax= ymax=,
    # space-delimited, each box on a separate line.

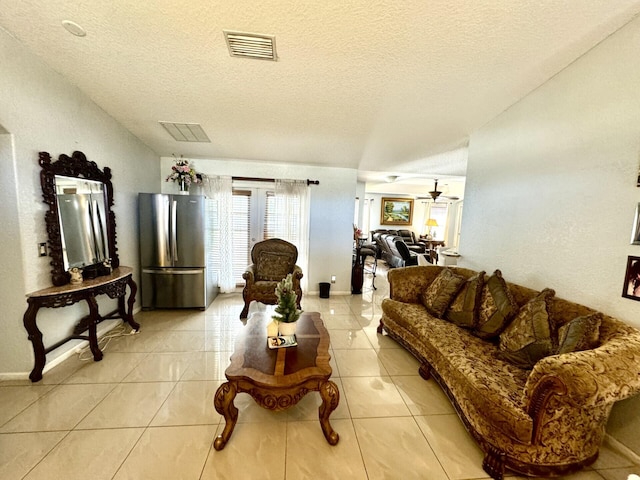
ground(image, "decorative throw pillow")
xmin=556 ymin=313 xmax=602 ymax=354
xmin=498 ymin=288 xmax=555 ymax=369
xmin=420 ymin=268 xmax=466 ymax=318
xmin=445 ymin=271 xmax=486 ymax=328
xmin=473 ymin=270 xmax=519 ymax=340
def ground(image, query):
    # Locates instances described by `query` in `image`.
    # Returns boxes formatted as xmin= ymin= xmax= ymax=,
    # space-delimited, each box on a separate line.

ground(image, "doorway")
xmin=230 ymin=186 xmax=284 ymax=285
xmin=209 ymin=179 xmax=307 ymax=289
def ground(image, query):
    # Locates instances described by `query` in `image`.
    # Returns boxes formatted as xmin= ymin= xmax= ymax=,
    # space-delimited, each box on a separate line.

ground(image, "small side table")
xmin=23 ymin=266 xmax=139 ymax=382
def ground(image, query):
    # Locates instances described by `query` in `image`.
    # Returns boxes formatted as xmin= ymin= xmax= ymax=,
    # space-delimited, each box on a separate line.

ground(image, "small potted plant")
xmin=272 ymin=273 xmax=302 ymax=336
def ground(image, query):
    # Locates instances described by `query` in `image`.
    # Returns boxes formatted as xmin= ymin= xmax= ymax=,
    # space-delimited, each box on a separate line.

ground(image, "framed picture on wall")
xmin=380 ymin=197 xmax=414 ymax=225
xmin=622 ymin=256 xmax=640 ymax=301
xmin=631 ymin=203 xmax=640 ymax=245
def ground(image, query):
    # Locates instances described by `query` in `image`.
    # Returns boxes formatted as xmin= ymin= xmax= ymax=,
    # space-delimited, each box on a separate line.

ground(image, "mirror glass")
xmin=55 ymin=175 xmax=109 ymax=270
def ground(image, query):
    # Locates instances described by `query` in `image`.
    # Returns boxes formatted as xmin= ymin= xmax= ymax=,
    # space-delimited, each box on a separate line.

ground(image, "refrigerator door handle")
xmin=171 ymin=199 xmax=178 ymax=264
xmin=163 ymin=196 xmax=171 ymax=263
xmin=142 ymin=268 xmax=202 ymax=275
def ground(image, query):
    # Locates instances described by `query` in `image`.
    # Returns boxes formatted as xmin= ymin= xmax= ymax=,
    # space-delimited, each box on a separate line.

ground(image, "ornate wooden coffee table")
xmin=213 ymin=311 xmax=340 ymax=450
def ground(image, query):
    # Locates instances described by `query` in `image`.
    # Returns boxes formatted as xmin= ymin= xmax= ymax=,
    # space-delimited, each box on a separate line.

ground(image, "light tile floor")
xmin=1 ymin=267 xmax=639 ymax=479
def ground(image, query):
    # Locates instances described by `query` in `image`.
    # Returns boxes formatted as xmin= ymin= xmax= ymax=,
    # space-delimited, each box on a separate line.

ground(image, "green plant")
xmin=272 ymin=273 xmax=302 ymax=323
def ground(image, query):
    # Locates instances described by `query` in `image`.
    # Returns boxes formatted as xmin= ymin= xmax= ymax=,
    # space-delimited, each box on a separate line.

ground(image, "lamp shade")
xmin=426 ymin=218 xmax=439 ymax=227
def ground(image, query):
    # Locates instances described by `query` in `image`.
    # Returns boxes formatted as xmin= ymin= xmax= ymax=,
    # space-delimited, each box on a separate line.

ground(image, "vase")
xmin=178 ymin=179 xmax=189 ymax=195
xmin=351 ymin=247 xmax=364 ymax=294
xmin=278 ymin=321 xmax=297 ymax=336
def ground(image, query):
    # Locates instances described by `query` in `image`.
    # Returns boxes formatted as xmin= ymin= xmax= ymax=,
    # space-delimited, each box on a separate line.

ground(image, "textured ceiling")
xmin=2 ymin=1 xmax=640 ymax=185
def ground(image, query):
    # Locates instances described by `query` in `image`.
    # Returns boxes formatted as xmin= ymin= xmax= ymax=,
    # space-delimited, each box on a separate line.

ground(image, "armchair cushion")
xmin=256 ymin=251 xmax=294 ymax=281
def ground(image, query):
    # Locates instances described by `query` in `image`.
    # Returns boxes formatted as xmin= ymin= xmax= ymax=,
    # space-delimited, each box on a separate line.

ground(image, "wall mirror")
xmin=40 ymin=151 xmax=120 ymax=286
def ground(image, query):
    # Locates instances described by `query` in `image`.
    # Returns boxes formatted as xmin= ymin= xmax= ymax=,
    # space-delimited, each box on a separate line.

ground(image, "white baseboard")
xmin=309 ymin=290 xmax=352 ymax=296
xmin=604 ymin=434 xmax=640 ymax=466
xmin=0 ymin=310 xmax=141 ymax=382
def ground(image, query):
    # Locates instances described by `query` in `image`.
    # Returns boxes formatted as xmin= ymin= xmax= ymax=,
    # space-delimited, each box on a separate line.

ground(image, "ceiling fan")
xmin=417 ymin=179 xmax=460 ymax=202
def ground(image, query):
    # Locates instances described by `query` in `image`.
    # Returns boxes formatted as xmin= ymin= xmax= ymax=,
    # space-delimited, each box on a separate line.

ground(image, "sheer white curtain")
xmin=274 ymin=179 xmax=310 ymax=292
xmin=202 ymin=175 xmax=235 ymax=293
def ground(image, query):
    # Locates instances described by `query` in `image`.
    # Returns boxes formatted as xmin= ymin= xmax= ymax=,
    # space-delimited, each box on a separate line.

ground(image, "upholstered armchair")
xmin=240 ymin=238 xmax=303 ymax=319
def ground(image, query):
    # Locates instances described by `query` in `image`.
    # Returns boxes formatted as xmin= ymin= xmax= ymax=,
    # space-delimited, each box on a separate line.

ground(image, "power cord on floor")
xmin=77 ymin=324 xmax=139 ymax=362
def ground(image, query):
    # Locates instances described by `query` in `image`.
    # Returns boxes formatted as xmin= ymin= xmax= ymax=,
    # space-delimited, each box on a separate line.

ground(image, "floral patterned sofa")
xmin=378 ymin=265 xmax=640 ymax=479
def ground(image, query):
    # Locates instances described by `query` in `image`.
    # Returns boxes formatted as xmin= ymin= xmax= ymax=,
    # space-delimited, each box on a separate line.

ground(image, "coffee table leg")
xmin=213 ymin=382 xmax=238 ymax=451
xmin=318 ymin=380 xmax=340 ymax=445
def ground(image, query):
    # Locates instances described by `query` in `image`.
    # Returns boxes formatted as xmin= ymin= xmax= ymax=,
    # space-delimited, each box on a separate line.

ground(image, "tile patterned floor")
xmin=1 ymin=267 xmax=639 ymax=479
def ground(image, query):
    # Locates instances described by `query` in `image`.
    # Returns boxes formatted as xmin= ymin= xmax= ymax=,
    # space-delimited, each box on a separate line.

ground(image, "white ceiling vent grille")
xmin=224 ymin=30 xmax=277 ymax=61
xmin=159 ymin=122 xmax=211 ymax=143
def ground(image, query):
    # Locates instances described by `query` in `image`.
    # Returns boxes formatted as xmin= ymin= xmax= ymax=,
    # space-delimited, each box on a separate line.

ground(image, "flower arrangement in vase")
xmin=271 ymin=273 xmax=303 ymax=336
xmin=165 ymin=154 xmax=201 ymax=193
xmin=353 ymin=224 xmax=362 ymax=241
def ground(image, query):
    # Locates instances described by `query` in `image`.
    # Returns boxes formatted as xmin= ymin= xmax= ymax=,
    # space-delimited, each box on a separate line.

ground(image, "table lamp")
xmin=425 ymin=218 xmax=438 ymax=239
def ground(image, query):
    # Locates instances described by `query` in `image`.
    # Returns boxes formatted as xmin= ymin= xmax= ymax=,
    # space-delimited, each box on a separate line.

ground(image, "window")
xmin=265 ymin=191 xmax=300 ymax=244
xmin=232 ymin=191 xmax=252 ymax=283
xmin=361 ymin=198 xmax=373 ymax=239
xmin=210 ymin=182 xmax=308 ymax=287
xmin=209 ymin=189 xmax=252 ymax=285
xmin=428 ymin=203 xmax=449 ymax=241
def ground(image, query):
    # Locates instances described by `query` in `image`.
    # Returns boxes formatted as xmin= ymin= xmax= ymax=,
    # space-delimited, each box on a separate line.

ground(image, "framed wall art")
xmin=622 ymin=255 xmax=640 ymax=301
xmin=631 ymin=203 xmax=640 ymax=244
xmin=380 ymin=197 xmax=413 ymax=226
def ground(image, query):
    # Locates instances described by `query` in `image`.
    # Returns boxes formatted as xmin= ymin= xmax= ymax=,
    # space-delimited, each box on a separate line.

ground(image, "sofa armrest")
xmin=524 ymin=331 xmax=640 ymax=411
xmin=387 ymin=265 xmax=444 ymax=303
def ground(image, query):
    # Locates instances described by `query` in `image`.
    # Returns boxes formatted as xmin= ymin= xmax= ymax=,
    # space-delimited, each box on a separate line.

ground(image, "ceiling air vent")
xmin=224 ymin=30 xmax=277 ymax=61
xmin=159 ymin=122 xmax=211 ymax=143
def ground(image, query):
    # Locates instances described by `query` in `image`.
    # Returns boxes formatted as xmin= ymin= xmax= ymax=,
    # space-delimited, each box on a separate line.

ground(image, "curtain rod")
xmin=232 ymin=176 xmax=319 ymax=185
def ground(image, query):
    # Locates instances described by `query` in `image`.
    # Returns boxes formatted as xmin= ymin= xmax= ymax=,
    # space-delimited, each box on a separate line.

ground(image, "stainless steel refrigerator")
xmin=139 ymin=193 xmax=218 ymax=309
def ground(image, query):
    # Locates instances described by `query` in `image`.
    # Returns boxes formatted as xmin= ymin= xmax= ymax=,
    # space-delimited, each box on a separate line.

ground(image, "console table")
xmin=23 ymin=266 xmax=139 ymax=382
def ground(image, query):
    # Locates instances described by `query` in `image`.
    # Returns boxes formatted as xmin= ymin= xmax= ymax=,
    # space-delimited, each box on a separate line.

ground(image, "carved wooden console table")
xmin=23 ymin=266 xmax=139 ymax=382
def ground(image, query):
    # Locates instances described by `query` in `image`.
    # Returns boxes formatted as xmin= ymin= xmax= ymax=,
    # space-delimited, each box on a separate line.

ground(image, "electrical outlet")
xmin=38 ymin=242 xmax=47 ymax=257
xmin=331 ymin=275 xmax=336 ymax=284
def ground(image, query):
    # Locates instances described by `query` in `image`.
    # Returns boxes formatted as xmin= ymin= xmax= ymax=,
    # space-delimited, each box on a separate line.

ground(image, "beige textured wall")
xmin=460 ymin=14 xmax=640 ymax=454
xmin=0 ymin=28 xmax=159 ymax=377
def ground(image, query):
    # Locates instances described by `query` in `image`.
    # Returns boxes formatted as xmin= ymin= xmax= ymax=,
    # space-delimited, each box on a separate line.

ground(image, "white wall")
xmin=160 ymin=157 xmax=357 ymax=295
xmin=0 ymin=28 xmax=159 ymax=377
xmin=460 ymin=14 xmax=640 ymax=454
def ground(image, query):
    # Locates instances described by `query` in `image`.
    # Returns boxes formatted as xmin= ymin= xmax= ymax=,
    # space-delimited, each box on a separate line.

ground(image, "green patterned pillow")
xmin=498 ymin=288 xmax=555 ymax=369
xmin=556 ymin=313 xmax=602 ymax=354
xmin=445 ymin=271 xmax=486 ymax=328
xmin=420 ymin=268 xmax=466 ymax=318
xmin=474 ymin=270 xmax=519 ymax=340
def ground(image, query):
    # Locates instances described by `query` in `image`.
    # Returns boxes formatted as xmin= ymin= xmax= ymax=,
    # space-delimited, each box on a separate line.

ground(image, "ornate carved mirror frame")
xmin=39 ymin=151 xmax=120 ymax=286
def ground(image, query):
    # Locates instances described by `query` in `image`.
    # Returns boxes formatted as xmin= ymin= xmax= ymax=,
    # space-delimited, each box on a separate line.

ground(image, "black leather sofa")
xmin=372 ymin=232 xmax=423 ymax=268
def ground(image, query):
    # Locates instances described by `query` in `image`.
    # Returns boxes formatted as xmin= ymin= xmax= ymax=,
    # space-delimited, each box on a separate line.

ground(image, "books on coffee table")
xmin=268 ymin=335 xmax=297 ymax=349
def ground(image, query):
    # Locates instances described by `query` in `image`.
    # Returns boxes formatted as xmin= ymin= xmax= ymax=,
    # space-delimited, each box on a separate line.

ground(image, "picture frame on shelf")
xmin=622 ymin=256 xmax=640 ymax=301
xmin=380 ymin=197 xmax=413 ymax=225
